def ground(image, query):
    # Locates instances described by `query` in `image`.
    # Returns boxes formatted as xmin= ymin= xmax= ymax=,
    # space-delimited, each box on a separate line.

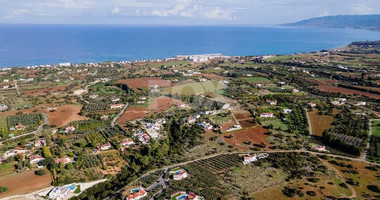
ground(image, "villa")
xmin=356 ymin=101 xmax=366 ymax=106
xmin=54 ymin=157 xmax=73 ymax=164
xmin=34 ymin=139 xmax=46 ymax=148
xmin=135 ymin=130 xmax=150 ymax=144
xmin=64 ymin=126 xmax=76 ymax=133
xmin=309 ymin=144 xmax=329 ymax=152
xmin=170 ymin=168 xmax=188 ymax=180
xmin=307 ymin=102 xmax=316 ymax=107
xmin=0 ymin=104 xmax=8 ymax=111
xmin=282 ymin=109 xmax=293 ymax=114
xmin=125 ymin=187 xmax=147 ymax=200
xmin=97 ymin=143 xmax=112 ymax=151
xmin=243 ymin=153 xmax=269 ymax=165
xmin=260 ymin=113 xmax=274 ymax=118
xmin=198 ymin=122 xmax=213 ymax=130
xmin=226 ymin=124 xmax=242 ymax=132
xmin=111 ymin=104 xmax=125 ymax=109
xmin=170 ymin=191 xmax=204 ymax=200
xmin=120 ymin=138 xmax=135 ymax=151
xmin=266 ymin=100 xmax=277 ymax=106
xmin=15 ymin=124 xmax=27 ymax=131
xmin=29 ymin=155 xmax=44 ymax=164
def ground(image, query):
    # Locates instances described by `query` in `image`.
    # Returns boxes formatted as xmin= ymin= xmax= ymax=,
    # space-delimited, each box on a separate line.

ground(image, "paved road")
xmin=0 ymin=113 xmax=49 ymax=145
xmin=111 ymin=103 xmax=129 ymax=127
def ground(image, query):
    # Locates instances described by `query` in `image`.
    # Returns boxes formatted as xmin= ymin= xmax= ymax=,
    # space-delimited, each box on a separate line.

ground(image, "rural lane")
xmin=111 ymin=103 xmax=129 ymax=127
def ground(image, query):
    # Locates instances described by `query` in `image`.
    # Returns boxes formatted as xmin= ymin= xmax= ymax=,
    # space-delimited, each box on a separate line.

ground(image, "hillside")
xmin=285 ymin=14 xmax=380 ymax=31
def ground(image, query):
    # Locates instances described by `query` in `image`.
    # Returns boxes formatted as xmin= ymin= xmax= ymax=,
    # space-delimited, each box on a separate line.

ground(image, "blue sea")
xmin=0 ymin=24 xmax=379 ymax=67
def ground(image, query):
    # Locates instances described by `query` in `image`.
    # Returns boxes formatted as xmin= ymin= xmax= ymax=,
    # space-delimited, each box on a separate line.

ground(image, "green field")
xmin=243 ymin=77 xmax=270 ymax=83
xmin=0 ymin=116 xmax=7 ymax=129
xmin=212 ymin=114 xmax=232 ymax=124
xmin=371 ymin=120 xmax=380 ymax=136
xmin=261 ymin=119 xmax=288 ymax=131
xmin=162 ymin=81 xmax=226 ymax=95
xmin=265 ymin=55 xmax=294 ymax=62
xmin=130 ymin=98 xmax=154 ymax=108
xmin=0 ymin=163 xmax=14 ymax=176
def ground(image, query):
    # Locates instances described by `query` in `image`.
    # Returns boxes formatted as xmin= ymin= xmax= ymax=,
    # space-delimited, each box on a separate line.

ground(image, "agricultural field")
xmin=243 ymin=77 xmax=270 ymax=83
xmin=0 ymin=162 xmax=14 ymax=176
xmin=0 ymin=116 xmax=7 ymax=129
xmin=308 ymin=109 xmax=336 ymax=137
xmin=371 ymin=120 xmax=380 ymax=137
xmin=115 ymin=77 xmax=171 ymax=90
xmin=0 ymin=168 xmax=52 ymax=198
xmin=162 ymin=81 xmax=226 ymax=95
xmin=223 ymin=127 xmax=270 ymax=150
xmin=212 ymin=113 xmax=232 ymax=124
xmin=47 ymin=105 xmax=88 ymax=127
xmin=261 ymin=119 xmax=288 ymax=131
xmin=195 ymin=73 xmax=225 ymax=81
xmin=99 ymin=151 xmax=125 ymax=175
xmin=192 ymin=154 xmax=241 ymax=174
xmin=0 ymin=97 xmax=27 ymax=108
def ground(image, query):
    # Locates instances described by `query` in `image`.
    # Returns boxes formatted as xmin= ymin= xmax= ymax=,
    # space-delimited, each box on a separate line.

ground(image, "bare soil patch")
xmin=195 ymin=73 xmax=225 ymax=81
xmin=115 ymin=77 xmax=171 ymax=90
xmin=0 ymin=168 xmax=52 ymax=198
xmin=223 ymin=127 xmax=270 ymax=150
xmin=308 ymin=109 xmax=338 ymax=137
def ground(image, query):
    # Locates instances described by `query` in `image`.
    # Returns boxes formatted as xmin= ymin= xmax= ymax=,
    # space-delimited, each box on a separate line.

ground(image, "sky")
xmin=1 ymin=0 xmax=380 ymax=25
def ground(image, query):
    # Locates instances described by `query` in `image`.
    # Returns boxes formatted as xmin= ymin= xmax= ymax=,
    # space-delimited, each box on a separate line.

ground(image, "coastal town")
xmin=0 ymin=42 xmax=379 ymax=200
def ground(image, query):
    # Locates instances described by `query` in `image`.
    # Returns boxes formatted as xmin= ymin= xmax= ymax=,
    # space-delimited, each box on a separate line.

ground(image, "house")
xmin=100 ymin=115 xmax=109 ymax=120
xmin=266 ymin=100 xmax=277 ymax=106
xmin=111 ymin=104 xmax=124 ymax=109
xmin=135 ymin=131 xmax=150 ymax=144
xmin=34 ymin=139 xmax=46 ymax=148
xmin=64 ymin=126 xmax=76 ymax=133
xmin=356 ymin=101 xmax=366 ymax=106
xmin=0 ymin=149 xmax=29 ymax=162
xmin=176 ymin=103 xmax=189 ymax=109
xmin=47 ymin=107 xmax=57 ymax=112
xmin=260 ymin=113 xmax=274 ymax=118
xmin=282 ymin=109 xmax=293 ymax=114
xmin=309 ymin=144 xmax=328 ymax=152
xmin=125 ymin=187 xmax=147 ymax=200
xmin=111 ymin=97 xmax=120 ymax=102
xmin=120 ymin=138 xmax=135 ymax=150
xmin=243 ymin=153 xmax=269 ymax=165
xmin=48 ymin=185 xmax=77 ymax=199
xmin=89 ymin=94 xmax=98 ymax=99
xmin=15 ymin=124 xmax=27 ymax=131
xmin=307 ymin=102 xmax=316 ymax=107
xmin=29 ymin=155 xmax=44 ymax=164
xmin=97 ymin=143 xmax=112 ymax=151
xmin=0 ymin=104 xmax=8 ymax=111
xmin=170 ymin=168 xmax=188 ymax=180
xmin=170 ymin=191 xmax=204 ymax=200
xmin=278 ymin=81 xmax=286 ymax=86
xmin=198 ymin=122 xmax=213 ymax=130
xmin=292 ymin=88 xmax=299 ymax=93
xmin=226 ymin=124 xmax=242 ymax=132
xmin=54 ymin=157 xmax=73 ymax=164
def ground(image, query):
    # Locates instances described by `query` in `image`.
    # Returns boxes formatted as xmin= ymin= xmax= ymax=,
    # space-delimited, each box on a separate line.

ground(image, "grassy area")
xmin=371 ymin=120 xmax=380 ymax=136
xmin=243 ymin=77 xmax=270 ymax=83
xmin=130 ymin=98 xmax=154 ymax=108
xmin=162 ymin=81 xmax=226 ymax=95
xmin=0 ymin=116 xmax=7 ymax=129
xmin=90 ymin=83 xmax=125 ymax=95
xmin=212 ymin=114 xmax=232 ymax=124
xmin=262 ymin=119 xmax=288 ymax=131
xmin=0 ymin=163 xmax=14 ymax=176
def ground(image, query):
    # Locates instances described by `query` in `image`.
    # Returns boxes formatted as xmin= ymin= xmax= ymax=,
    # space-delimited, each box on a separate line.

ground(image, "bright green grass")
xmin=243 ymin=77 xmax=270 ymax=83
xmin=265 ymin=55 xmax=293 ymax=62
xmin=0 ymin=163 xmax=14 ymax=176
xmin=162 ymin=81 xmax=227 ymax=95
xmin=261 ymin=119 xmax=288 ymax=131
xmin=212 ymin=114 xmax=232 ymax=124
xmin=371 ymin=120 xmax=380 ymax=136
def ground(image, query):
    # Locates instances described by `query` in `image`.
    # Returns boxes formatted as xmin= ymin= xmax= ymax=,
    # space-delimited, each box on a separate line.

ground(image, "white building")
xmin=260 ymin=113 xmax=274 ymax=118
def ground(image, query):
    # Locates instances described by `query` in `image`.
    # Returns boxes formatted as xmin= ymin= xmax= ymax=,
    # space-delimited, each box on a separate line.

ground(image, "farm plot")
xmin=21 ymin=85 xmax=69 ymax=96
xmin=162 ymin=81 xmax=226 ymax=95
xmin=224 ymin=127 xmax=270 ymax=150
xmin=115 ymin=77 xmax=172 ymax=90
xmin=308 ymin=109 xmax=335 ymax=137
xmin=234 ymin=111 xmax=256 ymax=128
xmin=46 ymin=105 xmax=87 ymax=128
xmin=371 ymin=120 xmax=380 ymax=137
xmin=82 ymin=102 xmax=115 ymax=115
xmin=193 ymin=154 xmax=241 ymax=174
xmin=0 ymin=168 xmax=52 ymax=199
xmin=261 ymin=119 xmax=288 ymax=131
xmin=0 ymin=97 xmax=26 ymax=108
xmin=243 ymin=77 xmax=270 ymax=83
xmin=194 ymin=73 xmax=225 ymax=81
xmin=99 ymin=151 xmax=125 ymax=175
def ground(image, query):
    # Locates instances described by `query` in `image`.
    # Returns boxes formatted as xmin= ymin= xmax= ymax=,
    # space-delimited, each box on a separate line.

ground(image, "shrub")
xmin=306 ymin=191 xmax=316 ymax=196
xmin=0 ymin=186 xmax=8 ymax=193
xmin=35 ymin=169 xmax=46 ymax=176
xmin=367 ymin=185 xmax=380 ymax=193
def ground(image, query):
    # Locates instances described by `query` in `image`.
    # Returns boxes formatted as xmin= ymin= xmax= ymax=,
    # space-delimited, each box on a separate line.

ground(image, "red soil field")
xmin=223 ymin=127 xmax=270 ymax=150
xmin=21 ymin=85 xmax=69 ymax=96
xmin=0 ymin=168 xmax=52 ymax=198
xmin=195 ymin=73 xmax=225 ymax=81
xmin=308 ymin=110 xmax=336 ymax=137
xmin=239 ymin=119 xmax=256 ymax=129
xmin=318 ymin=85 xmax=380 ymax=99
xmin=115 ymin=77 xmax=172 ymax=90
xmin=117 ymin=96 xmax=183 ymax=123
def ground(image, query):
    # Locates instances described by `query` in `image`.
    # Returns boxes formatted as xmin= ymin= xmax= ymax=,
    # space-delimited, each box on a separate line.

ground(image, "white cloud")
xmin=203 ymin=7 xmax=237 ymax=20
xmin=352 ymin=4 xmax=373 ymax=14
xmin=111 ymin=7 xmax=120 ymax=14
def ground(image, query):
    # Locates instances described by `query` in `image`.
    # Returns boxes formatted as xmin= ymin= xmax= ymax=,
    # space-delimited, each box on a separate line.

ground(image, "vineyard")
xmin=85 ymin=132 xmax=106 ymax=146
xmin=193 ymin=154 xmax=241 ymax=173
xmin=81 ymin=155 xmax=104 ymax=168
xmin=0 ymin=97 xmax=26 ymax=108
xmin=73 ymin=121 xmax=108 ymax=132
xmin=82 ymin=102 xmax=113 ymax=114
xmin=7 ymin=113 xmax=43 ymax=128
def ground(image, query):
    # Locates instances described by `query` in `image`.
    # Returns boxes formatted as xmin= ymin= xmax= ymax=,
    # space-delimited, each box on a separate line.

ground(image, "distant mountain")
xmin=285 ymin=14 xmax=380 ymax=31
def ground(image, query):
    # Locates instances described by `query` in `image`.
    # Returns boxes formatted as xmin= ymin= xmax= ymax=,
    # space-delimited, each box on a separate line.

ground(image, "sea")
xmin=0 ymin=24 xmax=380 ymax=68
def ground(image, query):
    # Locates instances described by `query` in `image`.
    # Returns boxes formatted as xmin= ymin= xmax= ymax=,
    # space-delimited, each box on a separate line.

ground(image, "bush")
xmin=35 ymin=169 xmax=46 ymax=176
xmin=367 ymin=185 xmax=380 ymax=193
xmin=306 ymin=191 xmax=316 ymax=196
xmin=0 ymin=186 xmax=8 ymax=193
